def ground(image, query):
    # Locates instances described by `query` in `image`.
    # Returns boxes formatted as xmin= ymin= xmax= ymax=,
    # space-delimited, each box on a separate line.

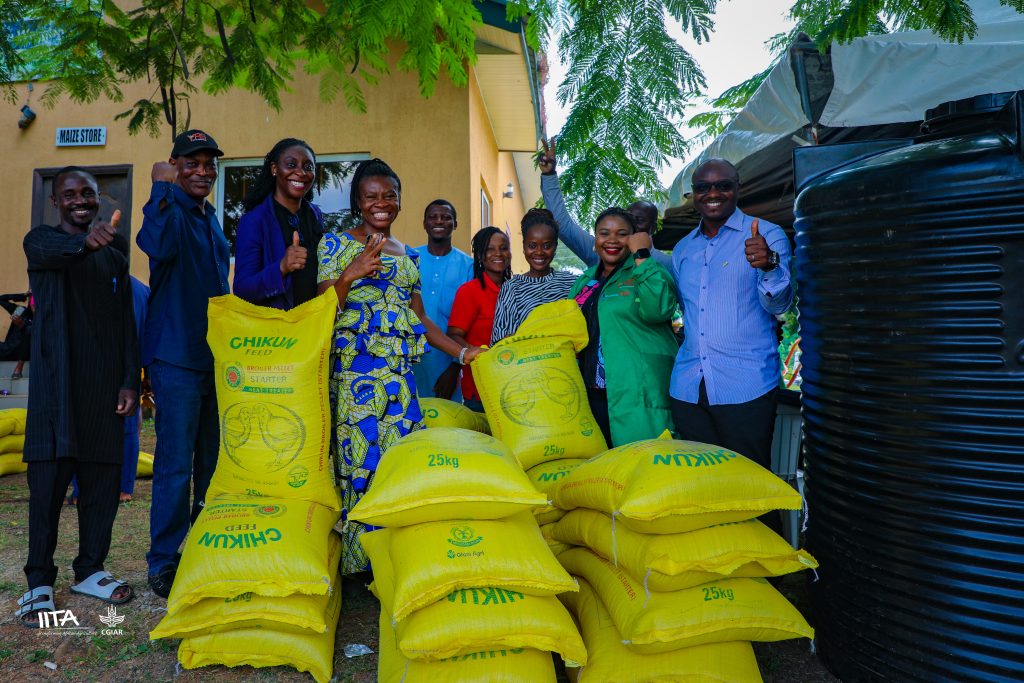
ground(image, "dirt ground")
xmin=0 ymin=420 xmax=837 ymax=682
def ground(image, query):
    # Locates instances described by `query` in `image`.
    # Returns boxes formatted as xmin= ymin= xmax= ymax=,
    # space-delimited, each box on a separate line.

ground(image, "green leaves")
xmin=10 ymin=0 xmax=483 ymax=137
xmin=535 ymin=0 xmax=714 ymax=223
xmin=789 ymin=0 xmax=986 ymax=46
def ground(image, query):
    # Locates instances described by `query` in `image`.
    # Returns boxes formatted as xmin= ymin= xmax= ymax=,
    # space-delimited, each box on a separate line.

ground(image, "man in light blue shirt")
xmin=413 ymin=199 xmax=473 ymax=400
xmin=670 ymin=158 xmax=794 ymax=473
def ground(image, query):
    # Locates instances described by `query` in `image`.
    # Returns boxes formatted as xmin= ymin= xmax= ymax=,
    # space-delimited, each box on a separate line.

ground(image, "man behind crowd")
xmin=137 ymin=129 xmax=230 ymax=598
xmin=669 ymin=159 xmax=794 ymax=496
xmin=538 ymin=137 xmax=671 ymax=271
xmin=412 ymin=199 xmax=473 ymax=400
xmin=16 ymin=167 xmax=138 ymax=626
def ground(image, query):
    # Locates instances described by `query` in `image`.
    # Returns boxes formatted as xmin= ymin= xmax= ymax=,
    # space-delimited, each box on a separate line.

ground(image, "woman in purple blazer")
xmin=233 ymin=138 xmax=325 ymax=309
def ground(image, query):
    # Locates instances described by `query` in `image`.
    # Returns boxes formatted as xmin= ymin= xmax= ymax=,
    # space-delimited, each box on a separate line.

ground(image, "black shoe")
xmin=147 ymin=567 xmax=176 ymax=599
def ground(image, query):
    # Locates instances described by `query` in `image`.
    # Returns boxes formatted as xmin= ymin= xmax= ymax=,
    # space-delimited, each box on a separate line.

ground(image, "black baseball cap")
xmin=171 ymin=129 xmax=224 ymax=158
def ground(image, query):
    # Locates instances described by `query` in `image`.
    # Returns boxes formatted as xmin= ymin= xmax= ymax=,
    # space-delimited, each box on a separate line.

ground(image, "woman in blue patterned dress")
xmin=317 ymin=159 xmax=482 ymax=574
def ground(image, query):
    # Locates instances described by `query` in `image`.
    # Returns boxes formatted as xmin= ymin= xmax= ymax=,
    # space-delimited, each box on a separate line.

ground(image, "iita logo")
xmin=37 ymin=608 xmax=90 ymax=635
xmin=225 ymin=365 xmax=244 ymax=390
xmin=448 ymin=524 xmax=483 ymax=548
xmin=496 ymin=350 xmax=516 ymax=366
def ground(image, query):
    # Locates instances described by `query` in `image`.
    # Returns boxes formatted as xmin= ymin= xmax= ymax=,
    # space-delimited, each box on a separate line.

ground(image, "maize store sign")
xmin=56 ymin=126 xmax=106 ymax=147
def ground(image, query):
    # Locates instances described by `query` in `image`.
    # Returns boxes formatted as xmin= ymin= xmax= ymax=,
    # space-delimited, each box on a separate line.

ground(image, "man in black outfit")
xmin=15 ymin=167 xmax=139 ymax=627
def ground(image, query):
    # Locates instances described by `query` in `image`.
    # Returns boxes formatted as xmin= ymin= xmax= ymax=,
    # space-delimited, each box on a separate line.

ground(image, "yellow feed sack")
xmin=553 ymin=434 xmax=802 ymax=534
xmin=349 ymin=428 xmax=545 ymax=527
xmin=0 ymin=417 xmax=15 ymax=438
xmin=0 ymin=452 xmax=26 ymax=476
xmin=178 ymin=577 xmax=341 ymax=683
xmin=167 ymin=498 xmax=340 ymax=615
xmin=559 ymin=547 xmax=814 ymax=654
xmin=552 ymin=510 xmax=818 ymax=592
xmin=541 ymin=522 xmax=574 ymax=557
xmin=206 ymin=291 xmax=341 ymax=509
xmin=561 ymin=580 xmax=763 ymax=683
xmin=528 ymin=458 xmax=588 ymax=525
xmin=136 ymin=451 xmax=154 ymax=478
xmin=0 ymin=433 xmax=24 ymax=454
xmin=475 ymin=301 xmax=608 ymax=469
xmin=151 ymin=536 xmax=341 ymax=639
xmin=0 ymin=408 xmax=26 ymax=434
xmin=378 ymin=606 xmax=557 ymax=683
xmin=361 ymin=511 xmax=577 ymax=622
xmin=421 ymin=397 xmax=491 ymax=434
xmin=367 ymin=530 xmax=585 ymax=664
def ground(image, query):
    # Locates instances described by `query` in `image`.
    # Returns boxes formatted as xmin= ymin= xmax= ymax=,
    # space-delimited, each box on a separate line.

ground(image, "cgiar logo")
xmin=225 ymin=365 xmax=244 ymax=390
xmin=496 ymin=349 xmax=516 ymax=366
xmin=448 ymin=524 xmax=483 ymax=548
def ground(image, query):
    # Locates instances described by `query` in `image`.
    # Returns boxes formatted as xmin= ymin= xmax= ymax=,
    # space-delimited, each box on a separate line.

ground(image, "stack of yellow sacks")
xmin=151 ymin=291 xmax=343 ymax=683
xmin=0 ymin=408 xmax=27 ymax=475
xmin=350 ymin=427 xmax=587 ymax=682
xmin=549 ymin=433 xmax=818 ymax=682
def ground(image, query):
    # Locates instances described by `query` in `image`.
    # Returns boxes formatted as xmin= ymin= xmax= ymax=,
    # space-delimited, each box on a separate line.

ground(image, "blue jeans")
xmin=146 ymin=360 xmax=219 ymax=575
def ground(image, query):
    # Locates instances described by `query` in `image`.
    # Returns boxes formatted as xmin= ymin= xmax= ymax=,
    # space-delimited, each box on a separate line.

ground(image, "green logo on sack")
xmin=225 ymin=366 xmax=244 ymax=390
xmin=425 ymin=408 xmax=439 ymax=419
xmin=497 ymin=350 xmax=516 ymax=366
xmin=254 ymin=504 xmax=286 ymax=517
xmin=287 ymin=465 xmax=309 ymax=488
xmin=580 ymin=416 xmax=595 ymax=437
xmin=448 ymin=524 xmax=483 ymax=548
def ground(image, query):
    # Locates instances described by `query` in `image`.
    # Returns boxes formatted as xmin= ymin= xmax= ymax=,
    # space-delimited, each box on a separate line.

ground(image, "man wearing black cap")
xmin=137 ymin=129 xmax=230 ymax=598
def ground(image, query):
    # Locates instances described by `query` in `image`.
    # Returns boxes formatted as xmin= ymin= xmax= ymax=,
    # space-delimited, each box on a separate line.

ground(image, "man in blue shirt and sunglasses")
xmin=670 ymin=158 xmax=794 ymax=481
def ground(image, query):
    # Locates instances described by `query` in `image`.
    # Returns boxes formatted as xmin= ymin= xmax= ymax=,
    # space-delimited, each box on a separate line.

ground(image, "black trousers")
xmin=25 ymin=459 xmax=121 ymax=589
xmin=586 ymin=387 xmax=613 ymax=448
xmin=670 ymin=381 xmax=783 ymax=535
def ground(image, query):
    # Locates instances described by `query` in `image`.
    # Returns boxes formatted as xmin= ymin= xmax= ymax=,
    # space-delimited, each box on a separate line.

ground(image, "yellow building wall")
xmin=0 ymin=54 xmax=483 ymax=293
xmin=467 ymin=69 xmax=528 ymax=273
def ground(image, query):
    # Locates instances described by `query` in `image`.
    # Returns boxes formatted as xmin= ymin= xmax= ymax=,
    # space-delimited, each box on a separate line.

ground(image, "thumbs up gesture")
xmin=280 ymin=230 xmax=308 ymax=275
xmin=86 ymin=209 xmax=121 ymax=251
xmin=744 ymin=219 xmax=770 ymax=270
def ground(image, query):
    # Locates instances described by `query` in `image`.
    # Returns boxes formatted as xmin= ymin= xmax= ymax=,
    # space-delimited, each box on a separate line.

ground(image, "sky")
xmin=541 ymin=0 xmax=795 ymax=188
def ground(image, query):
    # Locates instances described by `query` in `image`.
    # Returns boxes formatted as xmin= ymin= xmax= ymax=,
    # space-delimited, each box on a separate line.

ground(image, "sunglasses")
xmin=692 ymin=180 xmax=738 ymax=194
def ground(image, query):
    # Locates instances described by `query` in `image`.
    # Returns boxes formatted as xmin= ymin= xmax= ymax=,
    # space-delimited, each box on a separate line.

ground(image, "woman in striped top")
xmin=490 ymin=208 xmax=579 ymax=344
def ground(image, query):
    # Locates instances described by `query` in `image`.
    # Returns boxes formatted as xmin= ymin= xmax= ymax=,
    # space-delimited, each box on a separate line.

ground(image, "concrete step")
xmin=0 ymin=394 xmax=28 ymax=409
xmin=0 ymin=377 xmax=28 ymax=396
xmin=0 ymin=360 xmax=28 ymax=379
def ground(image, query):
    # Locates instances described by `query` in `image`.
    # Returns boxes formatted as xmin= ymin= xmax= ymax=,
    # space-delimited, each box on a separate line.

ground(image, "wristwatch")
xmin=633 ymin=248 xmax=651 ymax=261
xmin=762 ymin=250 xmax=780 ymax=271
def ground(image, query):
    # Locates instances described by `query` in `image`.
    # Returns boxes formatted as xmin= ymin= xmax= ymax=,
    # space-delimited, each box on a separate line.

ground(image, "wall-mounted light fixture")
xmin=18 ymin=105 xmax=36 ymax=130
xmin=502 ymin=182 xmax=514 ymax=199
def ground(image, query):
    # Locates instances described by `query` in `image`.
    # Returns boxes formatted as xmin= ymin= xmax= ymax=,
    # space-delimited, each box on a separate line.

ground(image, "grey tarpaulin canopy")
xmin=655 ymin=0 xmax=1024 ymax=249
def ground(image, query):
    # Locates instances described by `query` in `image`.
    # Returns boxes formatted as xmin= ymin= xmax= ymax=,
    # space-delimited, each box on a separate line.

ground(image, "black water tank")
xmin=793 ymin=92 xmax=1024 ymax=682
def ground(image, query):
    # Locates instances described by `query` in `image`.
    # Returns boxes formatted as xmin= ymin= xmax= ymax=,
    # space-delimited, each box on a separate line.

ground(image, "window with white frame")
xmin=480 ymin=184 xmax=492 ymax=228
xmin=215 ymin=153 xmax=367 ymax=256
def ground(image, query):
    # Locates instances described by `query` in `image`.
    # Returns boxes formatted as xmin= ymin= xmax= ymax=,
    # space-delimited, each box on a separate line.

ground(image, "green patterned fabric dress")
xmin=317 ymin=232 xmax=427 ymax=573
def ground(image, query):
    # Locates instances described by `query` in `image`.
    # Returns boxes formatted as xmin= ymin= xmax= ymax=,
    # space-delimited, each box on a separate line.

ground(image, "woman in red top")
xmin=447 ymin=226 xmax=511 ymax=411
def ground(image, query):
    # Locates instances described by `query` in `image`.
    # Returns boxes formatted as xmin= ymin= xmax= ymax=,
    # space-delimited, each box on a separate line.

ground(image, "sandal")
xmin=70 ymin=570 xmax=133 ymax=605
xmin=16 ymin=586 xmax=55 ymax=628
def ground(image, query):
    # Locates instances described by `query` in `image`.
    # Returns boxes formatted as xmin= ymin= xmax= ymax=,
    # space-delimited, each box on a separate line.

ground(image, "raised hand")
xmin=86 ymin=209 xmax=121 ymax=251
xmin=342 ymin=232 xmax=386 ymax=283
xmin=627 ymin=230 xmax=653 ymax=258
xmin=151 ymin=161 xmax=177 ymax=184
xmin=280 ymin=231 xmax=308 ymax=275
xmin=537 ymin=138 xmax=557 ymax=174
xmin=744 ymin=219 xmax=770 ymax=270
